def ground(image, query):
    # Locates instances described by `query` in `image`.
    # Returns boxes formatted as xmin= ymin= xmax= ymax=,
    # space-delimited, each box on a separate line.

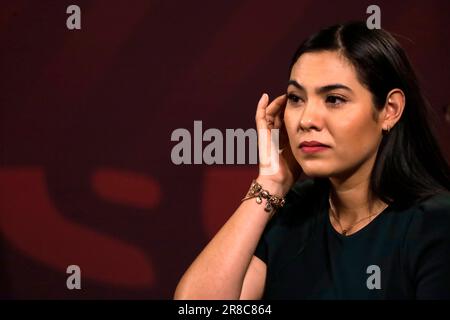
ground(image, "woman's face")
xmin=284 ymin=50 xmax=384 ymax=180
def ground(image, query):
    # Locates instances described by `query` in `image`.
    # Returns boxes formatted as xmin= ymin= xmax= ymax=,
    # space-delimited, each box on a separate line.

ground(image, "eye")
xmin=325 ymin=95 xmax=346 ymax=106
xmin=287 ymin=93 xmax=304 ymax=104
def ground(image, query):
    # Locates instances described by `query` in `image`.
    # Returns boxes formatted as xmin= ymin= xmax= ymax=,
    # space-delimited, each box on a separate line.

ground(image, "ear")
xmin=381 ymin=89 xmax=405 ymax=133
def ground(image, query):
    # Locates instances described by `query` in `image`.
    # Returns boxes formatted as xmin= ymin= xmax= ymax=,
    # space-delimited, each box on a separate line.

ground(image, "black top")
xmin=254 ymin=179 xmax=450 ymax=299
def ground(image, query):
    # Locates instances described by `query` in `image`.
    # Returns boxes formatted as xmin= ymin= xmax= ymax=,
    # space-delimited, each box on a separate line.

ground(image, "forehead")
xmin=290 ymin=51 xmax=360 ymax=88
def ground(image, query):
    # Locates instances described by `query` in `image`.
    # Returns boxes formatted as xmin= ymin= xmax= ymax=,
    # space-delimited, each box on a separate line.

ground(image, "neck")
xmin=328 ymin=156 xmax=386 ymax=225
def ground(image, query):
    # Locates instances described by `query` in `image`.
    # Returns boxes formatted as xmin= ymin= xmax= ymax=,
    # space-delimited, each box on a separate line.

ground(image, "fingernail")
xmin=258 ymin=94 xmax=265 ymax=107
xmin=258 ymin=93 xmax=265 ymax=103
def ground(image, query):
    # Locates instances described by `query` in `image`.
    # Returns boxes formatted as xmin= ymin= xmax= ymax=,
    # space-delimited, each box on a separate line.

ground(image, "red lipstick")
xmin=299 ymin=141 xmax=330 ymax=154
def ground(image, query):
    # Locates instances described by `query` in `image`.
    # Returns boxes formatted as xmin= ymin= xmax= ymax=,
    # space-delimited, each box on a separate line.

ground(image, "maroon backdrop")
xmin=1 ymin=0 xmax=449 ymax=299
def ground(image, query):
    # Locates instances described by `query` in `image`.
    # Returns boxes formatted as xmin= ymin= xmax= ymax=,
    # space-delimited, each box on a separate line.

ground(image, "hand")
xmin=254 ymin=93 xmax=302 ymax=194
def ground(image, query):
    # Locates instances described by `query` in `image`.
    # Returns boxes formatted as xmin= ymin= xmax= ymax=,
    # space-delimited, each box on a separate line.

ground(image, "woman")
xmin=174 ymin=22 xmax=450 ymax=299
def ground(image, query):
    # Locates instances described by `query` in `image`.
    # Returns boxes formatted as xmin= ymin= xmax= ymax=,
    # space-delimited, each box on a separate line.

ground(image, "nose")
xmin=300 ymin=118 xmax=313 ymax=130
xmin=299 ymin=103 xmax=322 ymax=131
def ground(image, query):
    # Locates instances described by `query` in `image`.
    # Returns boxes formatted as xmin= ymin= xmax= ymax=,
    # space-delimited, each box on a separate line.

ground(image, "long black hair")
xmin=289 ymin=21 xmax=450 ymax=208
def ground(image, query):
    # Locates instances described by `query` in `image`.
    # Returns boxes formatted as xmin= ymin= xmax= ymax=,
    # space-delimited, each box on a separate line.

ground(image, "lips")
xmin=299 ymin=141 xmax=329 ymax=148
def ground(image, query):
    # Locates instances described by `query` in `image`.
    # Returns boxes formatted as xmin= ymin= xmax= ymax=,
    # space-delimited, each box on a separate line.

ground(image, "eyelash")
xmin=325 ymin=95 xmax=347 ymax=106
xmin=287 ymin=93 xmax=303 ymax=103
xmin=287 ymin=93 xmax=347 ymax=107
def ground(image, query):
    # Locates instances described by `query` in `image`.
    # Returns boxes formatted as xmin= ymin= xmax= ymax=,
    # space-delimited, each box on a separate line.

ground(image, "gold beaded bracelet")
xmin=241 ymin=180 xmax=286 ymax=212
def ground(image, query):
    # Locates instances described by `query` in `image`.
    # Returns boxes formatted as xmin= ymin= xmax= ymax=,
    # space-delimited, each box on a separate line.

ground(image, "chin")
xmin=303 ymin=172 xmax=330 ymax=179
xmin=301 ymin=166 xmax=332 ymax=178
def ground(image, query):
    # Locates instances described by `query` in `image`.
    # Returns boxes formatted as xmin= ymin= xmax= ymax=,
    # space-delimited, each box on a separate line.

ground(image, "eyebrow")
xmin=287 ymin=80 xmax=354 ymax=95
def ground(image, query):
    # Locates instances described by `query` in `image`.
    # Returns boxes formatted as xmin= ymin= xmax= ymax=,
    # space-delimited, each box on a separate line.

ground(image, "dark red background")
xmin=1 ymin=0 xmax=449 ymax=299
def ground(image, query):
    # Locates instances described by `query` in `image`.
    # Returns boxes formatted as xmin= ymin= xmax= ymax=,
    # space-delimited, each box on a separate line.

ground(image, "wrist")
xmin=255 ymin=176 xmax=292 ymax=197
xmin=242 ymin=179 xmax=287 ymax=213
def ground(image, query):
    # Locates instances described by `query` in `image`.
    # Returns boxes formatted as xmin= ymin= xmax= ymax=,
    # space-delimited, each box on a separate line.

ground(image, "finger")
xmin=266 ymin=94 xmax=287 ymax=119
xmin=266 ymin=94 xmax=287 ymax=128
xmin=255 ymin=93 xmax=269 ymax=128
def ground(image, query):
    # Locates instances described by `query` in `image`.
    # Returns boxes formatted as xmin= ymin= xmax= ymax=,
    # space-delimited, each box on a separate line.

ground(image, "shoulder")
xmin=403 ymin=191 xmax=450 ymax=252
xmin=416 ymin=192 xmax=450 ymax=215
xmin=403 ymin=192 xmax=450 ymax=298
xmin=409 ymin=192 xmax=450 ymax=232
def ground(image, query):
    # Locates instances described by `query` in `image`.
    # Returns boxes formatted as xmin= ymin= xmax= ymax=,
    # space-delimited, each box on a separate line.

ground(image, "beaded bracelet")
xmin=241 ymin=180 xmax=286 ymax=212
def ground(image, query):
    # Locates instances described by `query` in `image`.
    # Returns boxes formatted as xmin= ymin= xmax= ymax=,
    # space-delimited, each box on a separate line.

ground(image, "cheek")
xmin=283 ymin=109 xmax=298 ymax=144
xmin=332 ymin=113 xmax=380 ymax=160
